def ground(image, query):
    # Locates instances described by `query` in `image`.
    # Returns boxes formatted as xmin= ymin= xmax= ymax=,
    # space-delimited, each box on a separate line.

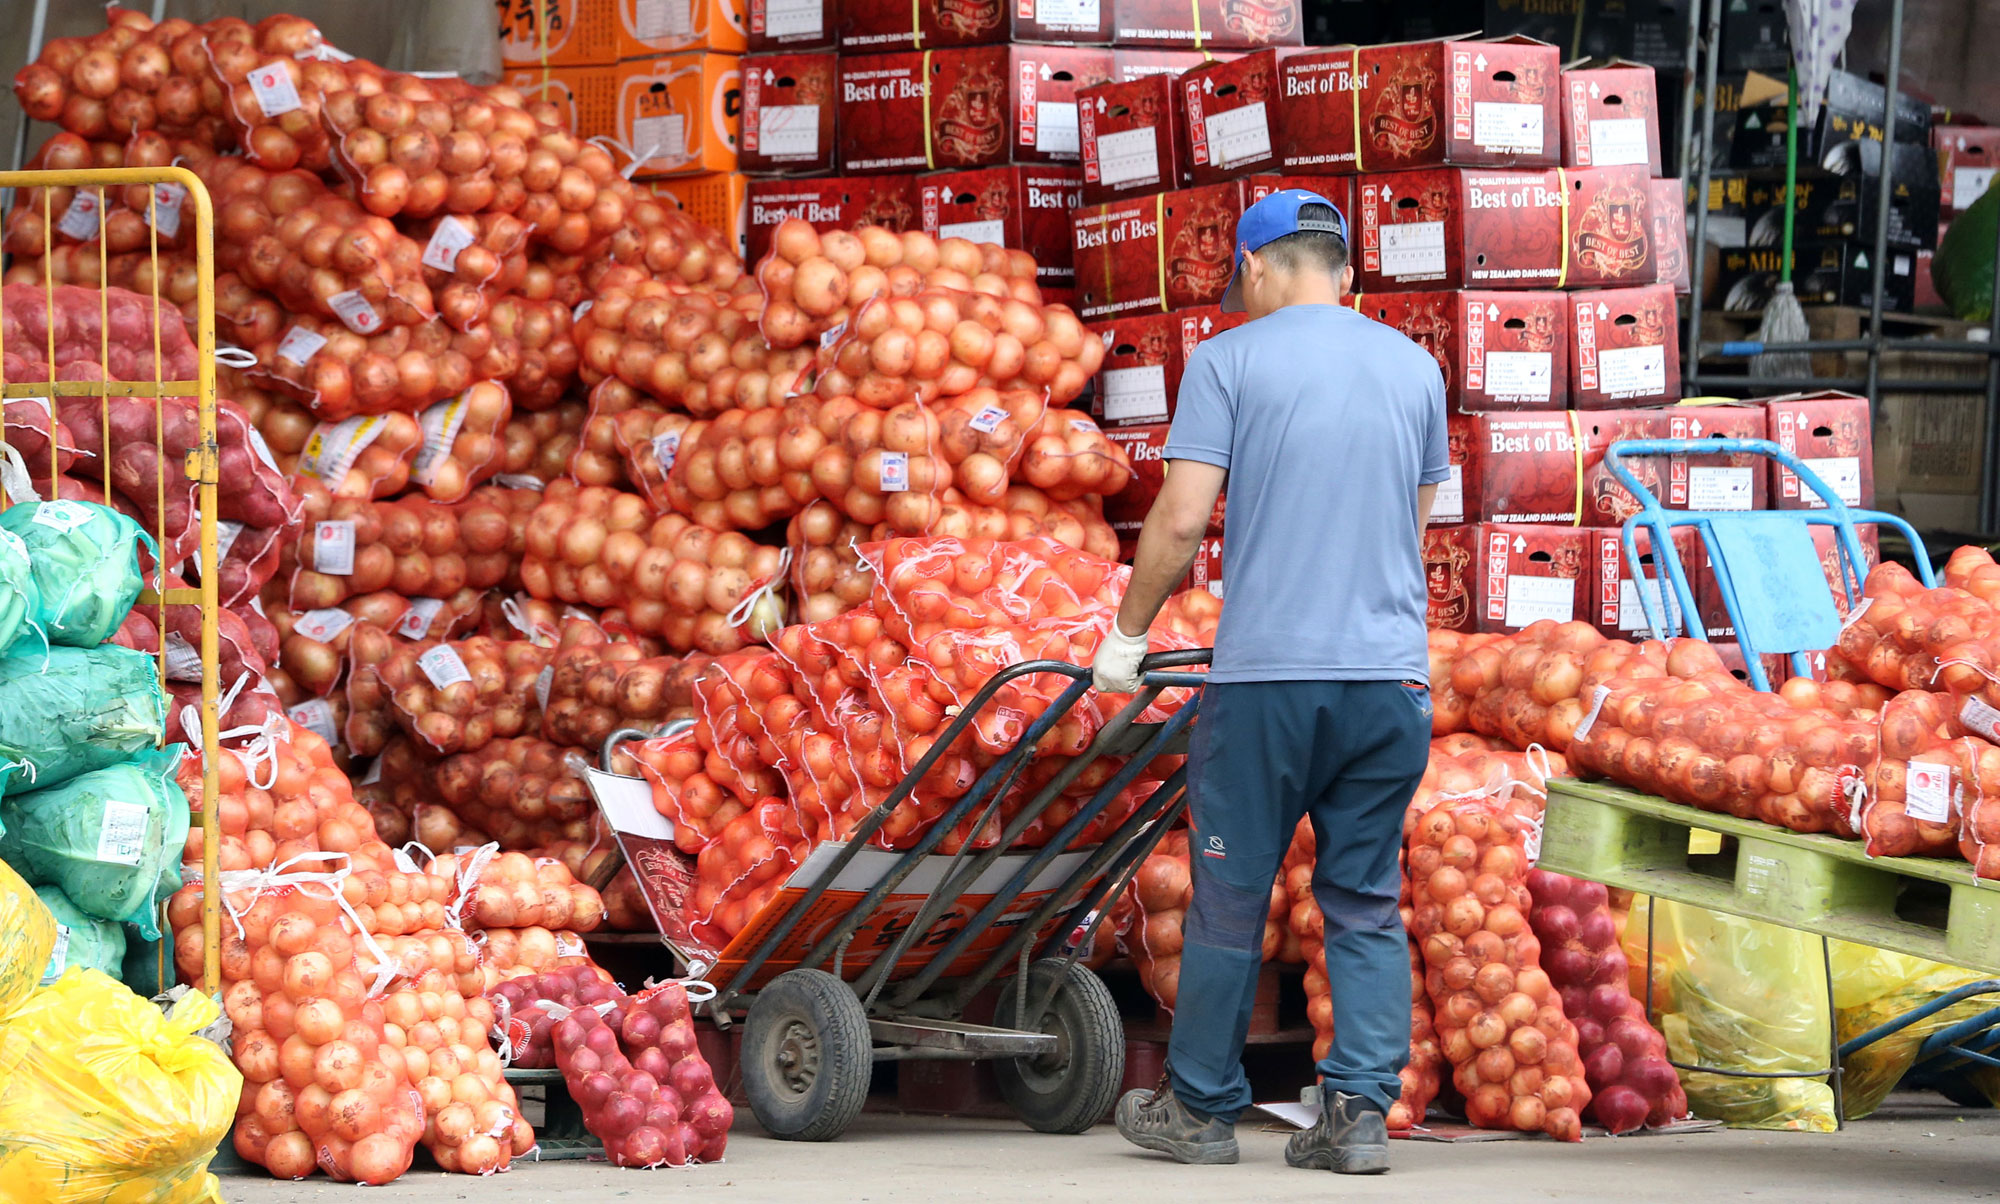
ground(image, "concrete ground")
xmin=220 ymin=1095 xmax=2000 ymax=1203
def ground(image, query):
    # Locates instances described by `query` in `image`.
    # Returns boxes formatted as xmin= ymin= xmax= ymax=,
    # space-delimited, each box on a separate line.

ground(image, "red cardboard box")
xmin=917 ymin=165 xmax=1083 ymax=291
xmin=1568 ymin=284 xmax=1679 ymax=409
xmin=745 ymin=175 xmax=918 ymax=263
xmin=1462 ymin=409 xmax=1730 ymax=526
xmin=1565 ymin=165 xmax=1659 ymax=288
xmin=1071 ymin=180 xmax=1245 ymax=319
xmin=1429 ymin=413 xmax=1472 ymax=526
xmin=1365 ymin=290 xmax=1568 ymax=412
xmin=1662 ymin=405 xmax=1768 ymax=511
xmin=1472 ymin=523 xmax=1592 ymax=634
xmin=1270 ymin=49 xmax=1359 ymax=173
xmin=1087 ymin=305 xmax=1243 ymax=425
xmin=1591 ymin=525 xmax=1697 ymax=639
xmin=1936 ymin=125 xmax=2000 ymax=215
xmin=1354 ymin=168 xmax=1565 ymax=293
xmin=838 ymin=46 xmax=1114 ymax=173
xmin=1651 ymin=177 xmax=1690 ymax=293
xmin=1243 ymin=173 xmax=1354 ymax=220
xmin=1560 ymin=60 xmax=1662 ymax=175
xmin=839 ymin=0 xmax=1114 ymax=50
xmin=1078 ymin=74 xmax=1188 ymax=203
xmin=1423 ymin=524 xmax=1478 ymax=631
xmin=747 ymin=0 xmax=838 ymax=49
xmin=1102 ymin=422 xmax=1229 ymax=540
xmin=1111 ymin=0 xmax=1302 ymax=49
xmin=1183 ymin=50 xmax=1288 ymax=184
xmin=742 ymin=53 xmax=839 ymax=173
xmin=1112 ymin=49 xmax=1236 ymax=79
xmin=1184 ymin=535 xmax=1225 ymax=596
xmin=1765 ymin=391 xmax=1873 ymax=510
xmin=1351 ymin=36 xmax=1561 ymax=172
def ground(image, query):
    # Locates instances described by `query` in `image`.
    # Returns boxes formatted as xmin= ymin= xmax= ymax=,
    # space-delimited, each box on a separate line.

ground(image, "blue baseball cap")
xmin=1220 ymin=188 xmax=1349 ymax=314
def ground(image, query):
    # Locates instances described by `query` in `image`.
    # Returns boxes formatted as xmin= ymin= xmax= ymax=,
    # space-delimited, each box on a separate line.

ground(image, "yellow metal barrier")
xmin=0 ymin=166 xmax=223 ymax=994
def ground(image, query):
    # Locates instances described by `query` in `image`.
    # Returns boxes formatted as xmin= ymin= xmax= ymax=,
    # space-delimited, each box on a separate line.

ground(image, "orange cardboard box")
xmin=611 ymin=53 xmax=743 ymax=177
xmin=502 ymin=66 xmax=617 ymax=135
xmin=498 ymin=0 xmax=748 ymax=66
xmin=646 ymin=172 xmax=752 ymax=261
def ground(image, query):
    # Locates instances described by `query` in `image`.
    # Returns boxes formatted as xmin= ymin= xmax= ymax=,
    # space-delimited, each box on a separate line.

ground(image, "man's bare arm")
xmin=1116 ymin=460 xmax=1227 ymax=638
xmin=1417 ymin=482 xmax=1438 ymax=537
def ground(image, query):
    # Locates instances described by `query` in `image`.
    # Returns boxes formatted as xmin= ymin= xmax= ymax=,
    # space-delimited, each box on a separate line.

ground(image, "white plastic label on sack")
xmin=56 ymin=191 xmax=101 ymax=240
xmin=215 ymin=519 xmax=244 ymax=563
xmin=97 ymin=799 xmax=151 ymax=866
xmin=418 ymin=644 xmax=473 ymax=690
xmin=247 ymin=62 xmax=303 ymax=116
xmin=554 ymin=932 xmax=585 ymax=958
xmin=818 ymin=320 xmax=848 ymax=350
xmin=359 ymin=756 xmax=383 ymax=784
xmin=30 ymin=500 xmax=94 ymax=533
xmin=878 ymin=450 xmax=909 ymax=492
xmin=1961 ymin=695 xmax=2000 ymax=743
xmin=297 ymin=415 xmax=384 ymax=483
xmin=313 ymin=520 xmax=357 ymax=575
xmin=292 ymin=607 xmax=355 ymax=643
xmin=397 ymin=597 xmax=447 ymax=640
xmin=1904 ymin=761 xmax=1955 ymax=824
xmin=275 ymin=326 xmax=328 ymax=366
xmin=421 ymin=216 xmax=478 ymax=272
xmin=163 ymin=631 xmax=203 ymax=681
xmin=652 ymin=431 xmax=682 ymax=472
xmin=244 ymin=423 xmax=284 ymax=475
xmin=288 ymin=698 xmax=338 ymax=745
xmin=493 ymin=473 xmax=545 ymax=491
xmin=148 ymin=183 xmax=187 ymax=238
xmin=410 ymin=395 xmax=472 ymax=487
xmin=967 ymin=406 xmax=1009 ymax=434
xmin=1572 ymin=683 xmax=1613 ymax=743
xmin=390 ymin=846 xmax=420 ymax=873
xmin=40 ymin=925 xmax=70 ymax=987
xmin=327 ymin=290 xmax=383 ymax=335
xmin=1069 ymin=418 xmax=1096 ymax=434
xmin=534 ymin=664 xmax=554 ymax=711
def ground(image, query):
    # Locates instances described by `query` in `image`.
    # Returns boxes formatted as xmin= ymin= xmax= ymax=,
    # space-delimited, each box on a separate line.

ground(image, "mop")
xmin=1751 ymin=65 xmax=1813 ymax=379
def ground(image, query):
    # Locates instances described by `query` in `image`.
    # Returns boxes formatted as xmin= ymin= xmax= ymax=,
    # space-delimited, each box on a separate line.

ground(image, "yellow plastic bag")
xmin=0 ymin=968 xmax=240 ymax=1203
xmin=1624 ymin=897 xmax=1838 ymax=1131
xmin=0 ymin=858 xmax=55 ymax=1023
xmin=1831 ymin=942 xmax=1999 ymax=1119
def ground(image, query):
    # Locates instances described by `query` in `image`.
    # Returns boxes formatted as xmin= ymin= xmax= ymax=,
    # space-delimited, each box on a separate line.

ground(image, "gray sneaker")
xmin=1286 ymin=1086 xmax=1390 ymax=1174
xmin=1114 ymin=1076 xmax=1239 ymax=1165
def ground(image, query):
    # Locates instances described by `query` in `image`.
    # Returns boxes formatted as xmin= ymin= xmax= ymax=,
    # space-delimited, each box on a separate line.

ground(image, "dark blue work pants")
xmin=1166 ymin=679 xmax=1431 ymax=1122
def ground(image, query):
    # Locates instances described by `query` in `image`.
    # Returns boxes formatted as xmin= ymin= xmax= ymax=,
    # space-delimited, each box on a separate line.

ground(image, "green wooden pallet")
xmin=1540 ymin=779 xmax=2000 ymax=974
xmin=504 ymin=1067 xmax=604 ymax=1160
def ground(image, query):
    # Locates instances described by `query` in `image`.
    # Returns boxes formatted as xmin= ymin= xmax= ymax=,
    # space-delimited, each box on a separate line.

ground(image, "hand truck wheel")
xmin=992 ymin=958 xmax=1126 ymax=1134
xmin=742 ymin=968 xmax=874 ymax=1141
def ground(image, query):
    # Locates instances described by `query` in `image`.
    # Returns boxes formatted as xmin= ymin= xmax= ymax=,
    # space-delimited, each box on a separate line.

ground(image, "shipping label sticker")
xmin=275 ymin=326 xmax=329 ymax=366
xmin=40 ymin=925 xmax=69 ymax=986
xmin=397 ymin=596 xmax=447 ymax=640
xmin=1472 ymin=101 xmax=1545 ymax=154
xmin=1433 ymin=464 xmax=1464 ymax=524
xmin=298 ymin=415 xmax=384 ymax=483
xmin=1095 ymin=126 xmax=1161 ymax=188
xmin=1803 ymin=455 xmax=1862 ymax=506
xmin=968 ymin=406 xmax=1009 ymax=434
xmin=879 ymin=450 xmax=910 ymax=492
xmin=248 ymin=63 xmax=304 ymax=117
xmin=1616 ymin=576 xmax=1673 ymax=633
xmin=1687 ymin=465 xmax=1754 ymax=511
xmin=762 ymin=0 xmax=824 ymax=38
xmin=1036 ymin=0 xmax=1100 ymax=26
xmin=1482 ymin=351 xmax=1553 ymax=400
xmin=633 ymin=0 xmax=694 ymax=38
xmin=288 ymin=698 xmax=338 ymax=744
xmin=939 ymin=218 xmax=1007 ymax=246
xmin=97 ymin=799 xmax=151 ymax=866
xmin=327 ymin=290 xmax=383 ymax=334
xmin=313 ymin=520 xmax=357 ymax=575
xmin=418 ymin=644 xmax=473 ymax=690
xmin=1101 ymin=364 xmax=1169 ymax=423
xmin=632 ymin=113 xmax=689 ymax=166
xmin=1954 ymin=166 xmax=1996 ymax=208
xmin=163 ymin=631 xmax=204 ymax=680
xmin=411 ymin=394 xmax=472 ymax=487
xmin=1960 ymin=695 xmax=2000 ymax=743
xmin=1905 ymin=761 xmax=1955 ymax=824
xmin=1586 ymin=116 xmax=1650 ymax=166
xmin=1380 ymin=221 xmax=1446 ymax=278
xmin=1503 ymin=573 xmax=1575 ymax=628
xmin=1598 ymin=343 xmax=1666 ymax=397
xmin=56 ymin=192 xmax=101 ymax=241
xmin=554 ymin=932 xmax=586 ymax=958
xmin=1035 ymin=101 xmax=1081 ymax=155
xmin=757 ymin=104 xmax=822 ymax=160
xmin=149 ymin=182 xmax=187 ymax=238
xmin=421 ymin=216 xmax=478 ymax=272
xmin=293 ymin=607 xmax=356 ymax=644
xmin=30 ymin=500 xmax=94 ymax=533
xmin=1203 ymin=101 xmax=1270 ymax=170
xmin=652 ymin=430 xmax=683 ymax=471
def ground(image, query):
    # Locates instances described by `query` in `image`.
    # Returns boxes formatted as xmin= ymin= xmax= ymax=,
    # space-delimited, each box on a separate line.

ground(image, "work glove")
xmin=1091 ymin=621 xmax=1150 ymax=693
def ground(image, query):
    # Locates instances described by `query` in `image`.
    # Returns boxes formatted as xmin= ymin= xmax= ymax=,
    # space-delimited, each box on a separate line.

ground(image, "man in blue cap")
xmin=1094 ymin=189 xmax=1448 ymax=1173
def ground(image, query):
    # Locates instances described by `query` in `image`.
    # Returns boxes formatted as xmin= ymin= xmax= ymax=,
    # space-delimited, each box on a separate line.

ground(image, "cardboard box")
xmin=497 ymin=0 xmax=620 ymax=68
xmin=1242 ymin=173 xmax=1354 ymax=220
xmin=747 ymin=0 xmax=838 ymax=48
xmin=1591 ymin=525 xmax=1696 ymax=639
xmin=1430 ymin=412 xmax=1472 ymax=526
xmin=1459 ymin=407 xmax=1757 ymax=527
xmin=1087 ymin=305 xmax=1242 ymax=425
xmin=1732 ymin=67 xmax=1931 ymax=170
xmin=1183 ymin=535 xmax=1225 ymax=596
xmin=1568 ymin=284 xmax=1678 ymax=410
xmin=1472 ymin=522 xmax=1592 ymax=634
xmin=745 ymin=174 xmax=918 ymax=262
xmin=1766 ymin=391 xmax=1873 ymax=511
xmin=917 ymin=165 xmax=1083 ymax=290
xmin=1182 ymin=50 xmax=1287 ymax=184
xmin=1423 ymin=523 xmax=1478 ymax=631
xmin=1110 ymin=0 xmax=1303 ymax=49
xmin=838 ymin=0 xmax=1114 ymax=50
xmin=1713 ymin=241 xmax=1919 ymax=313
xmin=1560 ymin=60 xmax=1661 ymax=175
xmin=1111 ymin=49 xmax=1236 ymax=79
xmin=1364 ymin=290 xmax=1569 ymax=412
xmin=1347 ymin=36 xmax=1562 ymax=173
xmin=1723 ymin=155 xmax=1940 ymax=252
xmin=1071 ymin=180 xmax=1245 ymax=319
xmin=741 ymin=52 xmax=838 ymax=173
xmin=1102 ymin=421 xmax=1229 ymax=539
xmin=1936 ymin=125 xmax=2000 ymax=215
xmin=611 ymin=53 xmax=743 ymax=178
xmin=1353 ymin=168 xmax=1565 ymax=293
xmin=501 ymin=66 xmax=616 ymax=135
xmin=647 ymin=171 xmax=751 ymax=261
xmin=837 ymin=46 xmax=1114 ymax=173
xmin=1272 ymin=48 xmax=1361 ymax=173
xmin=1660 ymin=404 xmax=1767 ymax=511
xmin=1078 ymin=74 xmax=1188 ymax=203
xmin=1565 ymin=165 xmax=1660 ymax=288
xmin=1651 ymin=176 xmax=1689 ymax=293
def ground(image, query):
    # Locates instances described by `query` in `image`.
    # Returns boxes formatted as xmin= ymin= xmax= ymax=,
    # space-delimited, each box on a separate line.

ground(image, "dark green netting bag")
xmin=0 ymin=645 xmax=166 ymax=794
xmin=0 ymin=747 xmax=186 ymax=940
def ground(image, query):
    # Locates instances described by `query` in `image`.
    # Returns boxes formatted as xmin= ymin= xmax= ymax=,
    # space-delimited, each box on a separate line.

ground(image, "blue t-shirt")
xmin=1164 ymin=304 xmax=1449 ymax=684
